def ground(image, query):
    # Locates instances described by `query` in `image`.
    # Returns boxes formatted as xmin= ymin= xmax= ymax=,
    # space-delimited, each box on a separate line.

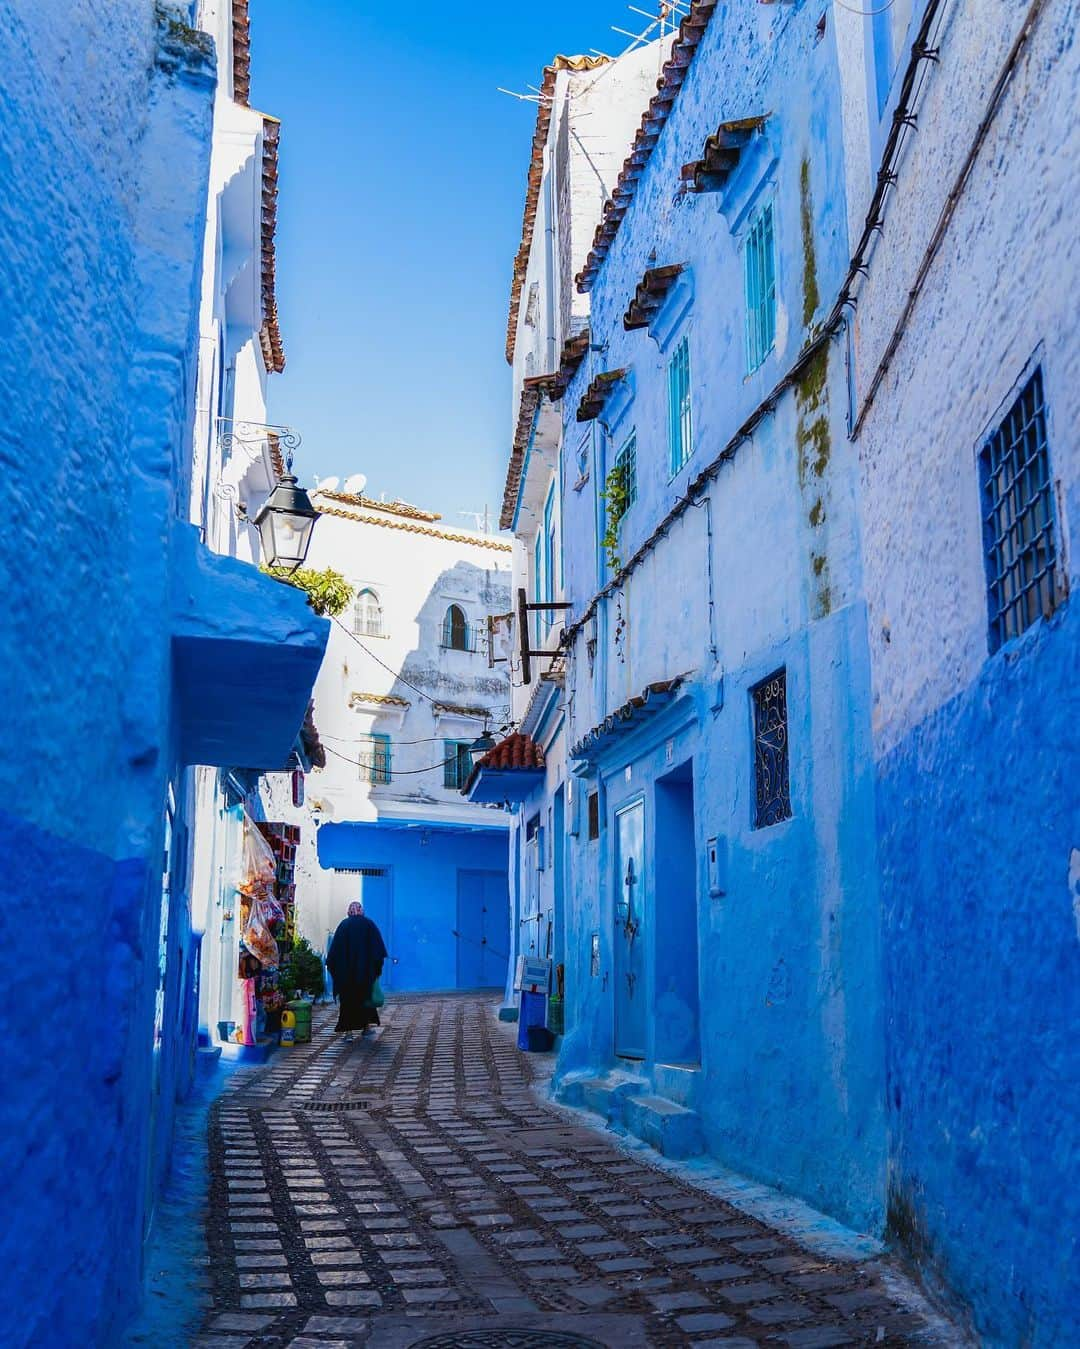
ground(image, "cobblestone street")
xmin=198 ymin=995 xmax=956 ymax=1349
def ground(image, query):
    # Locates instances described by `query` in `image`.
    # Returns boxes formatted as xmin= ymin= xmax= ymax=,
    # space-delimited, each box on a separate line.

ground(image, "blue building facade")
xmin=490 ymin=0 xmax=1079 ymax=1340
xmin=0 ymin=6 xmax=328 ymax=1344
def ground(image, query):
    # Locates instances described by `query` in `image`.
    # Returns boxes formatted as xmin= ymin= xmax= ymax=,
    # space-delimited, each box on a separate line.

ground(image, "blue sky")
xmin=250 ymin=0 xmax=657 ymax=526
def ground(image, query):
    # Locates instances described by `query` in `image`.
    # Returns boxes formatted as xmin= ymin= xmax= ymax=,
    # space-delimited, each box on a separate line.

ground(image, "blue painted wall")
xmin=879 ymin=606 xmax=1080 ymax=1344
xmin=0 ymin=6 xmax=327 ymax=1343
xmin=550 ymin=1 xmax=886 ymax=1233
xmin=317 ymin=824 xmax=509 ymax=991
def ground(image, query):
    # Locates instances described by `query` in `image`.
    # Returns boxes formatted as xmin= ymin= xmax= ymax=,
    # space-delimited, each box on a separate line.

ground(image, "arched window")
xmin=353 ymin=588 xmax=383 ymax=637
xmin=442 ymin=604 xmax=469 ymax=651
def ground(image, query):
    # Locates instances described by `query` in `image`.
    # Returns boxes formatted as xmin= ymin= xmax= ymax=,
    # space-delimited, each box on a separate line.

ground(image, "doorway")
xmin=456 ymin=869 xmax=510 ymax=988
xmin=614 ymin=798 xmax=647 ymax=1059
xmin=654 ymin=762 xmax=700 ymax=1064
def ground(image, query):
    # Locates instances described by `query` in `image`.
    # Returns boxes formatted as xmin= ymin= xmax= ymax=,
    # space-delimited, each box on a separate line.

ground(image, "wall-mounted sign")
xmin=514 ymin=954 xmax=552 ymax=992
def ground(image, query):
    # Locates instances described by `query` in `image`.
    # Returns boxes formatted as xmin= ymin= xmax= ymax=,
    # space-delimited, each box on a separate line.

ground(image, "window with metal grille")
xmin=610 ymin=433 xmax=637 ymax=529
xmin=587 ymin=791 xmax=600 ymax=841
xmin=667 ymin=335 xmax=693 ymax=476
xmin=360 ymin=733 xmax=391 ymax=785
xmin=979 ymin=367 xmax=1060 ymax=651
xmin=744 ymin=202 xmax=776 ymax=373
xmin=443 ymin=740 xmax=473 ymax=790
xmin=353 ymin=588 xmax=383 ymax=637
xmin=752 ymin=669 xmax=791 ymax=829
xmin=441 ymin=604 xmax=474 ymax=651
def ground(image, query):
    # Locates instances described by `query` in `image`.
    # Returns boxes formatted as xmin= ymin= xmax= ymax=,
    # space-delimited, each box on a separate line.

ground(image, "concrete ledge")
xmin=624 ymin=1093 xmax=704 ymax=1159
xmin=219 ymin=1036 xmax=277 ymax=1064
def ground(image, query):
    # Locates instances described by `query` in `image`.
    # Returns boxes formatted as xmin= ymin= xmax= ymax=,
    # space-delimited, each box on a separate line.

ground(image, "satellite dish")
xmin=316 ymin=475 xmax=340 ymax=494
xmin=343 ymin=473 xmax=368 ymax=497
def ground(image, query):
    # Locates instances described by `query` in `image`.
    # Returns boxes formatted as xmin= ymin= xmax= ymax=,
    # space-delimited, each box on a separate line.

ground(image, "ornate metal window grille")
xmin=441 ymin=604 xmax=479 ymax=651
xmin=361 ymin=733 xmax=392 ymax=785
xmin=613 ymin=434 xmax=638 ymax=521
xmin=979 ymin=366 xmax=1059 ymax=652
xmin=667 ymin=335 xmax=693 ymax=476
xmin=744 ymin=201 xmax=776 ymax=373
xmin=443 ymin=740 xmax=473 ymax=790
xmin=752 ymin=669 xmax=791 ymax=828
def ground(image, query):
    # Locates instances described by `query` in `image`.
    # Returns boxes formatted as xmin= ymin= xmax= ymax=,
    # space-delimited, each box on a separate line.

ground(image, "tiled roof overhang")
xmin=576 ymin=369 xmax=629 ymax=423
xmin=232 ymin=0 xmax=251 ymax=105
xmin=623 ymin=264 xmax=686 ymax=330
xmin=576 ymin=0 xmax=718 ymax=294
xmin=258 ymin=117 xmax=285 ymax=374
xmin=316 ymin=490 xmax=441 ymax=523
xmin=549 ymin=329 xmax=590 ymax=401
xmin=680 ymin=115 xmax=769 ymax=193
xmin=463 ymin=732 xmax=546 ymax=801
xmin=570 ymin=678 xmax=684 ymax=761
xmin=316 ymin=502 xmax=512 ymax=553
xmin=505 ymin=55 xmax=610 ymax=365
xmin=500 ymin=379 xmax=546 ymax=530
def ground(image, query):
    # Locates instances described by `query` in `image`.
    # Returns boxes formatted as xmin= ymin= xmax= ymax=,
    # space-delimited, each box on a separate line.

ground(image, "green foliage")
xmin=599 ymin=461 xmax=633 ymax=573
xmin=261 ymin=565 xmax=354 ymax=617
xmin=279 ymin=937 xmax=325 ymax=999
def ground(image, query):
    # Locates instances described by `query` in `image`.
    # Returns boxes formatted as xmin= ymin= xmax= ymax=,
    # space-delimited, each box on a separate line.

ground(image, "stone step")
xmin=623 ymin=1093 xmax=704 ymax=1160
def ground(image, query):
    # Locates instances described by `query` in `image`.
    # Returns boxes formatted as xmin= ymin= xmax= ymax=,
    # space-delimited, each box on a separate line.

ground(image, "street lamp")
xmin=469 ymin=727 xmax=497 ymax=765
xmin=253 ymin=470 xmax=319 ymax=573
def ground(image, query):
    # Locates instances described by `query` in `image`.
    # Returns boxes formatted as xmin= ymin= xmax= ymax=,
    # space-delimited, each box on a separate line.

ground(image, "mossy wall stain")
xmin=800 ymin=157 xmax=820 ymax=329
xmin=795 ymin=335 xmax=832 ymax=617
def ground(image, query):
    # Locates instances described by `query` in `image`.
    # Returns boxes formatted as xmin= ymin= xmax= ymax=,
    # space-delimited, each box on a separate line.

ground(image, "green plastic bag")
xmin=366 ymin=978 xmax=385 ymax=1009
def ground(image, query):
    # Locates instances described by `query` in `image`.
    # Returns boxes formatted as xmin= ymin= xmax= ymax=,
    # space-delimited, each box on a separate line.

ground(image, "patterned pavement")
xmin=197 ymin=994 xmax=959 ymax=1349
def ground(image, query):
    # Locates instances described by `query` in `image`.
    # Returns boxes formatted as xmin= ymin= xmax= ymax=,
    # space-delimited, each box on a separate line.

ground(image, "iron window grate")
xmin=979 ymin=367 xmax=1059 ymax=651
xmin=443 ymin=740 xmax=473 ymax=790
xmin=752 ymin=669 xmax=791 ymax=829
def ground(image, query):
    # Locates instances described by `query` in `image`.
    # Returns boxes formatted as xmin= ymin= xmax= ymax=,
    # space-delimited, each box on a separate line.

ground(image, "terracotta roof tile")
xmin=576 ymin=368 xmax=629 ymax=423
xmin=231 ymin=0 xmax=251 ymax=105
xmin=500 ymin=380 xmax=545 ymax=530
xmin=623 ymin=264 xmax=686 ymax=330
xmin=680 ymin=115 xmax=769 ymax=194
xmin=315 ymin=501 xmax=512 ymax=553
xmin=258 ymin=117 xmax=285 ymax=374
xmin=576 ymin=0 xmax=718 ymax=294
xmin=316 ymin=490 xmax=441 ymax=523
xmin=505 ymin=55 xmax=610 ymax=365
xmin=478 ymin=732 xmax=545 ymax=772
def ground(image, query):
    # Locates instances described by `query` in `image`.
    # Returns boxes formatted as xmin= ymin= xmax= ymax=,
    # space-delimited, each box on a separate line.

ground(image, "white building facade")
xmin=263 ymin=488 xmax=514 ymax=992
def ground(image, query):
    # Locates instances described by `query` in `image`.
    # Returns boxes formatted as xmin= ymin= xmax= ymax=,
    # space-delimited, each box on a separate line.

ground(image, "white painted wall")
xmin=263 ymin=495 xmax=513 ymax=947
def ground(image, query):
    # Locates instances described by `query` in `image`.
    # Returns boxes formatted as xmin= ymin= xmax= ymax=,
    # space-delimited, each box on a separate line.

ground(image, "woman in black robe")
xmin=327 ymin=901 xmax=388 ymax=1040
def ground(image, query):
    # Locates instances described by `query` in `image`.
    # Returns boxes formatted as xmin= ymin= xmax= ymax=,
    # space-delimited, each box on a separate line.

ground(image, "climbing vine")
xmin=261 ymin=565 xmax=354 ymax=617
xmin=599 ymin=461 xmax=633 ymax=573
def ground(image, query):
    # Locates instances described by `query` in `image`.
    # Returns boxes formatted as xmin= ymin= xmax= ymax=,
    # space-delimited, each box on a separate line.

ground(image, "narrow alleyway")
xmin=196 ymin=994 xmax=954 ymax=1349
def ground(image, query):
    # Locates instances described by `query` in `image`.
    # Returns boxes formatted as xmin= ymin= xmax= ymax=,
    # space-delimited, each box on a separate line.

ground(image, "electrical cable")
xmin=330 ymin=615 xmax=491 ymax=723
xmin=322 ymin=743 xmax=469 ymax=776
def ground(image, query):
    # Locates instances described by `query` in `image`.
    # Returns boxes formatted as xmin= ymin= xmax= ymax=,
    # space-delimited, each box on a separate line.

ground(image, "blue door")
xmin=359 ymin=868 xmax=394 ymax=989
xmin=614 ymin=799 xmax=646 ymax=1059
xmin=457 ymin=869 xmax=510 ymax=988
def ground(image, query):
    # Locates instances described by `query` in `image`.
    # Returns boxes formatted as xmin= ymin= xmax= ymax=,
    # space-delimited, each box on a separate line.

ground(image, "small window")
xmin=979 ymin=366 xmax=1060 ymax=652
xmin=353 ymin=588 xmax=383 ymax=637
xmin=752 ymin=669 xmax=791 ymax=829
xmin=441 ymin=604 xmax=473 ymax=651
xmin=443 ymin=740 xmax=473 ymax=790
xmin=744 ymin=202 xmax=777 ymax=373
xmin=587 ymin=791 xmax=600 ymax=841
xmin=609 ymin=433 xmax=637 ymax=531
xmin=361 ymin=733 xmax=392 ymax=786
xmin=667 ymin=334 xmax=693 ymax=476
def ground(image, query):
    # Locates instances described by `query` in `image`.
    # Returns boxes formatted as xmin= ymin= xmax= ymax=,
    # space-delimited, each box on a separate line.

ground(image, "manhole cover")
xmin=410 ymin=1334 xmax=605 ymax=1349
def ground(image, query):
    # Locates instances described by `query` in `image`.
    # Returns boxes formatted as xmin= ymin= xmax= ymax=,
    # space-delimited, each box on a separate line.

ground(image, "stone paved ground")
xmin=198 ymin=994 xmax=958 ymax=1349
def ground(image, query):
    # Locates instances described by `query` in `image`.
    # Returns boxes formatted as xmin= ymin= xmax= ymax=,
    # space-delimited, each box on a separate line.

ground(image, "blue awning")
xmin=171 ymin=525 xmax=329 ymax=769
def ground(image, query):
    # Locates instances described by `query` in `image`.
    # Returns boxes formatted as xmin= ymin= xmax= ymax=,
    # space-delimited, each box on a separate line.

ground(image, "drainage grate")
xmin=410 ymin=1334 xmax=606 ymax=1349
xmin=302 ymin=1099 xmax=374 ymax=1112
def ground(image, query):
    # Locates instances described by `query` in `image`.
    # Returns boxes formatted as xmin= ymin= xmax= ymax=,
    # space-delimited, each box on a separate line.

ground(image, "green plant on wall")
xmin=261 ymin=565 xmax=353 ymax=617
xmin=599 ymin=461 xmax=632 ymax=573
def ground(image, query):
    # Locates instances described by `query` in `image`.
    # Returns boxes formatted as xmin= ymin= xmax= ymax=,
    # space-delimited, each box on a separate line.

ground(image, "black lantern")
xmin=469 ymin=728 xmax=497 ymax=765
xmin=253 ymin=471 xmax=319 ymax=573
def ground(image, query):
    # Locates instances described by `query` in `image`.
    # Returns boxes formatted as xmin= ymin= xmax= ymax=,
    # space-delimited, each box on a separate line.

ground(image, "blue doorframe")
xmin=614 ymin=796 xmax=647 ymax=1059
